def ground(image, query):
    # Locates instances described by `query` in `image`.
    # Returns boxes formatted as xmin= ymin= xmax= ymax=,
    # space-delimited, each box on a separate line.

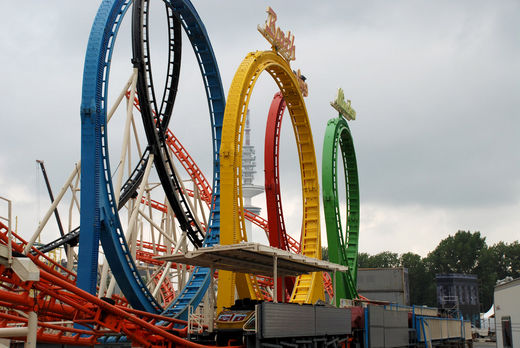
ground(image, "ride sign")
xmin=331 ymin=88 xmax=356 ymax=121
xmin=258 ymin=7 xmax=296 ymax=62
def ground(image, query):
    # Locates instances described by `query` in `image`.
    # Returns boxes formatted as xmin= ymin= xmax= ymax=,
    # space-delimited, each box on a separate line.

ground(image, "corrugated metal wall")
xmin=357 ymin=268 xmax=409 ymax=305
xmin=257 ymin=302 xmax=352 ymax=339
xmin=368 ymin=305 xmax=409 ymax=348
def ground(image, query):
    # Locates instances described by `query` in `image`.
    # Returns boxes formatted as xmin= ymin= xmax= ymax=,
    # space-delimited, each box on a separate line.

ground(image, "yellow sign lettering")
xmin=257 ymin=7 xmax=296 ymax=62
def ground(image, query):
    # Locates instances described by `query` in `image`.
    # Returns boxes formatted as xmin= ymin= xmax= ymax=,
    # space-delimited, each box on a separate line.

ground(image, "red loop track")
xmin=264 ymin=92 xmax=334 ymax=301
xmin=264 ymin=92 xmax=289 ymax=251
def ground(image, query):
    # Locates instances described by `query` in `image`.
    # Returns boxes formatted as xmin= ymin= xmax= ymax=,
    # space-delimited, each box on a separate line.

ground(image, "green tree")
xmin=426 ymin=231 xmax=496 ymax=310
xmin=475 ymin=246 xmax=496 ymax=311
xmin=506 ymin=241 xmax=520 ymax=278
xmin=357 ymin=251 xmax=399 ymax=268
xmin=371 ymin=251 xmax=399 ymax=268
xmin=358 ymin=252 xmax=371 ymax=268
xmin=400 ymin=252 xmax=435 ymax=306
xmin=489 ymin=241 xmax=520 ymax=280
xmin=477 ymin=241 xmax=520 ymax=311
xmin=322 ymin=246 xmax=329 ymax=261
xmin=426 ymin=230 xmax=486 ymax=274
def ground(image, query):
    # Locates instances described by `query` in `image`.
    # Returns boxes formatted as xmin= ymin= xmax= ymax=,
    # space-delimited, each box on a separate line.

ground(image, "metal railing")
xmin=0 ymin=195 xmax=13 ymax=265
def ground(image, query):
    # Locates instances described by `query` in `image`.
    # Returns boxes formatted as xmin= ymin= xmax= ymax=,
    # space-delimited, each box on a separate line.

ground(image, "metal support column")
xmin=209 ymin=267 xmax=215 ymax=332
xmin=0 ymin=197 xmax=12 ymax=265
xmin=333 ymin=271 xmax=337 ymax=306
xmin=273 ymin=255 xmax=278 ymax=303
xmin=26 ymin=310 xmax=37 ymax=348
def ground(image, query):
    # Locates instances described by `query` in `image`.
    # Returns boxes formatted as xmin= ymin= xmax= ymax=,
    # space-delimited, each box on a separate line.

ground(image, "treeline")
xmin=356 ymin=231 xmax=520 ymax=311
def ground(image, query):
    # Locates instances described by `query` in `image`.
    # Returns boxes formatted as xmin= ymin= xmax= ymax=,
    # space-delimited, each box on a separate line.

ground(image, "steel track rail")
xmin=139 ymin=0 xmax=182 ymax=135
xmin=264 ymin=92 xmax=295 ymax=302
xmin=264 ymin=92 xmax=335 ymax=302
xmin=79 ymin=0 xmax=164 ymax=313
xmin=218 ymin=50 xmax=324 ymax=311
xmin=35 ymin=148 xmax=150 ymax=255
xmin=134 ymin=0 xmax=206 ymax=248
xmin=0 ymin=224 xmax=208 ymax=347
xmin=264 ymin=92 xmax=289 ymax=252
xmin=118 ymin=147 xmax=152 ymax=207
xmin=35 ymin=226 xmax=80 ymax=254
xmin=133 ymin=0 xmax=226 ymax=320
xmin=80 ymin=0 xmax=133 ymax=299
xmin=80 ymin=0 xmax=225 ymax=316
xmin=322 ymin=116 xmax=360 ymax=303
xmin=133 ymin=0 xmax=205 ymax=245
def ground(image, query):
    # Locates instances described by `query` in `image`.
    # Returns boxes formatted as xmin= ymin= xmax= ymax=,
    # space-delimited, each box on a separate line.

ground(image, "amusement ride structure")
xmin=0 ymin=1 xmax=473 ymax=347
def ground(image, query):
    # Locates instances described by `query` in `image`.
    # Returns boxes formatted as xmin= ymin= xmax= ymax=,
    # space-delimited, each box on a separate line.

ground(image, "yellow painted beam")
xmin=217 ymin=50 xmax=324 ymax=312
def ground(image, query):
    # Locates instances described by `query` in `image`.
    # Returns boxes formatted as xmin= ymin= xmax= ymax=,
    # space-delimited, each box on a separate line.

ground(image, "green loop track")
xmin=322 ymin=116 xmax=360 ymax=304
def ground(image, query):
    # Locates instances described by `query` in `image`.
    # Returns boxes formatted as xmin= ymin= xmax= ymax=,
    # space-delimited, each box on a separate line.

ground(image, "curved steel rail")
xmin=79 ymin=0 xmax=162 ymax=310
xmin=133 ymin=0 xmax=205 ymax=248
xmin=139 ymin=1 xmax=182 ymax=134
xmin=0 ymin=225 xmax=235 ymax=348
xmin=35 ymin=226 xmax=80 ymax=254
xmin=80 ymin=0 xmax=225 ymax=316
xmin=133 ymin=0 xmax=226 ymax=320
xmin=264 ymin=92 xmax=294 ymax=302
xmin=79 ymin=0 xmax=180 ymax=313
xmin=322 ymin=116 xmax=360 ymax=303
xmin=264 ymin=92 xmax=289 ymax=252
xmin=218 ymin=50 xmax=324 ymax=311
xmin=118 ymin=146 xmax=152 ymax=207
xmin=264 ymin=92 xmax=335 ymax=302
xmin=36 ymin=148 xmax=151 ymax=255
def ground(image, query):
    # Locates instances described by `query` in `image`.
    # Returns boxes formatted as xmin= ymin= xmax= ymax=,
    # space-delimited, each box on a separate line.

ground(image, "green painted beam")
xmin=322 ymin=110 xmax=360 ymax=305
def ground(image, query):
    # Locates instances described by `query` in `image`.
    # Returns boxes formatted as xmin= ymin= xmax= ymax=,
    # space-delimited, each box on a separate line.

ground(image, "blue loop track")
xmin=79 ymin=0 xmax=224 ymax=318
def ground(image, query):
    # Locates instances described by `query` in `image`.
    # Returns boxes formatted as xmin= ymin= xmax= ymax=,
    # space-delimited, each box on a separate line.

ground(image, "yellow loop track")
xmin=217 ymin=50 xmax=324 ymax=311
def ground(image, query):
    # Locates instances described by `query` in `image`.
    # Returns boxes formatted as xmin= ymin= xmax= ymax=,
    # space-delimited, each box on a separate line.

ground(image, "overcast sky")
xmin=0 ymin=1 xmax=518 ymax=257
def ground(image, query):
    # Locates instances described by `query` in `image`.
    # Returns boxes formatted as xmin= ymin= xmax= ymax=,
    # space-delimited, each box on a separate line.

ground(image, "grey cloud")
xmin=1 ymin=1 xmax=518 ymax=248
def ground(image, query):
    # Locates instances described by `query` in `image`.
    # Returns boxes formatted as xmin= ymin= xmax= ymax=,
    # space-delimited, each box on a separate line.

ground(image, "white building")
xmin=495 ymin=277 xmax=520 ymax=348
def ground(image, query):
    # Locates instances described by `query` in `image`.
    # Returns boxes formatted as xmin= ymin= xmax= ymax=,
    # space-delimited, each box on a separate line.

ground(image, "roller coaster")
xmin=0 ymin=1 xmax=472 ymax=347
